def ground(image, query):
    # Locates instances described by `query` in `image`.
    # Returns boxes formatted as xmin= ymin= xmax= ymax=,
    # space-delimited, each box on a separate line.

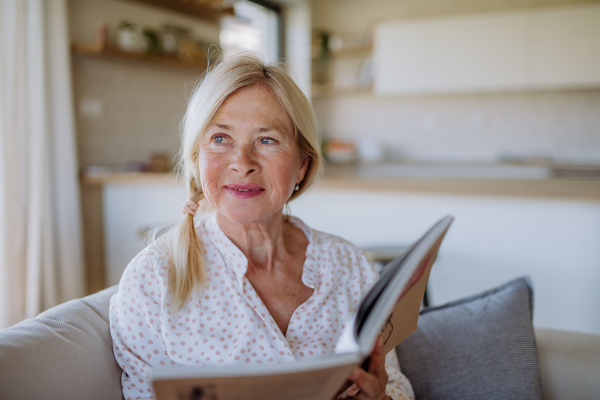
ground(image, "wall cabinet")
xmin=374 ymin=4 xmax=600 ymax=95
xmin=532 ymin=5 xmax=600 ymax=88
xmin=427 ymin=12 xmax=530 ymax=92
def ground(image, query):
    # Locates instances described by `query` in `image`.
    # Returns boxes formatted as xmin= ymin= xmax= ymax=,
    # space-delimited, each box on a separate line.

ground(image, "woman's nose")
xmin=230 ymin=144 xmax=259 ymax=176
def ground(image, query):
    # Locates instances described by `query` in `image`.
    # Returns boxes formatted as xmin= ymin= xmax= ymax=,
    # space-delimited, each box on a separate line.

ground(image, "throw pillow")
xmin=395 ymin=276 xmax=543 ymax=400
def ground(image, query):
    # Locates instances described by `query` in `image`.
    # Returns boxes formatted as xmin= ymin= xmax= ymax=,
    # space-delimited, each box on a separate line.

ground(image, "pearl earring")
xmin=294 ymin=183 xmax=300 ymax=191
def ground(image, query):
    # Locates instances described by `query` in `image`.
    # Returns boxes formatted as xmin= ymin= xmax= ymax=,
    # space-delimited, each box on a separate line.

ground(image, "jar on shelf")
xmin=116 ymin=21 xmax=146 ymax=53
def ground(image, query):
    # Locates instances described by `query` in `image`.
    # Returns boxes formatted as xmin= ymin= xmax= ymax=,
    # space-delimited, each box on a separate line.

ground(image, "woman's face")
xmin=198 ymin=85 xmax=308 ymax=225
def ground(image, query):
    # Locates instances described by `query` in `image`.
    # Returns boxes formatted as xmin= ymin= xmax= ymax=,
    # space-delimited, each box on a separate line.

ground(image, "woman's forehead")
xmin=209 ymin=86 xmax=293 ymax=134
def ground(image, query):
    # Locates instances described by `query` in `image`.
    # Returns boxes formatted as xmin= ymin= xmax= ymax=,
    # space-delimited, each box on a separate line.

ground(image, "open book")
xmin=152 ymin=216 xmax=454 ymax=400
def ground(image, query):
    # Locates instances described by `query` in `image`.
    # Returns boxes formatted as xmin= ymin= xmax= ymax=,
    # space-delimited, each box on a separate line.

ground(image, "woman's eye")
xmin=213 ymin=135 xmax=225 ymax=144
xmin=260 ymin=137 xmax=276 ymax=145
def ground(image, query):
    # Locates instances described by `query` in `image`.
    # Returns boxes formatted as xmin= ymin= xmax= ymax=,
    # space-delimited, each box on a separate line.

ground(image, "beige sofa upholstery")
xmin=0 ymin=285 xmax=123 ymax=400
xmin=0 ymin=285 xmax=598 ymax=399
xmin=535 ymin=327 xmax=600 ymax=400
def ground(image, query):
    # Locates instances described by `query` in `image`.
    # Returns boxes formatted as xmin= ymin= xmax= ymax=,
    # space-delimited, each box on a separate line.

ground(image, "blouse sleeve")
xmin=109 ymin=244 xmax=175 ymax=400
xmin=385 ymin=351 xmax=415 ymax=400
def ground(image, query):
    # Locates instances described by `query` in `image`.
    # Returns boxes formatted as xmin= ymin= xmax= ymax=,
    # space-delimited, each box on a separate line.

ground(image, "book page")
xmin=381 ymin=235 xmax=444 ymax=355
xmin=353 ymin=216 xmax=453 ymax=357
xmin=153 ymin=356 xmax=359 ymax=400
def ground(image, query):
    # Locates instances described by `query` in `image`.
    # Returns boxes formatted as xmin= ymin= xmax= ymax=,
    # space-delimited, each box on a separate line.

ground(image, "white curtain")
xmin=0 ymin=0 xmax=84 ymax=328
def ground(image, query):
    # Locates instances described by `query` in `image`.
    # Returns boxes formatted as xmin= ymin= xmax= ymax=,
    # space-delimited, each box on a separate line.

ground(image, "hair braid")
xmin=164 ymin=176 xmax=207 ymax=312
xmin=188 ymin=175 xmax=205 ymax=204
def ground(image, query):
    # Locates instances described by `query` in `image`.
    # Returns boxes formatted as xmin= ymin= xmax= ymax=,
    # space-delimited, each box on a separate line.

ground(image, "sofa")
xmin=0 ymin=277 xmax=599 ymax=400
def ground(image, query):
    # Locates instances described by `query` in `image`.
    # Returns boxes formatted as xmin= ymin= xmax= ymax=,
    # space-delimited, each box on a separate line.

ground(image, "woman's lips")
xmin=224 ymin=183 xmax=265 ymax=199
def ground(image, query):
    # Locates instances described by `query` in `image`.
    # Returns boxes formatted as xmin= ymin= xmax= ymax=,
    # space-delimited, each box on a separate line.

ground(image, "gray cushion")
xmin=0 ymin=285 xmax=123 ymax=400
xmin=395 ymin=276 xmax=543 ymax=400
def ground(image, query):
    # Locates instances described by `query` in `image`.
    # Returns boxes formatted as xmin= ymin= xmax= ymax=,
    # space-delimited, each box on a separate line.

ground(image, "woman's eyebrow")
xmin=214 ymin=123 xmax=231 ymax=130
xmin=258 ymin=121 xmax=293 ymax=133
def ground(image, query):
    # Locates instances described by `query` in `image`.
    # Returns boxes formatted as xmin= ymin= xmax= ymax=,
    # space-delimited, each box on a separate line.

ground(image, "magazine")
xmin=152 ymin=215 xmax=454 ymax=400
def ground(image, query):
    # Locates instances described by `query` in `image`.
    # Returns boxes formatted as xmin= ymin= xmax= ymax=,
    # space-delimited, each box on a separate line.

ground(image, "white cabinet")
xmin=100 ymin=182 xmax=600 ymax=335
xmin=290 ymin=189 xmax=600 ymax=335
xmin=376 ymin=21 xmax=429 ymax=94
xmin=103 ymin=183 xmax=187 ymax=286
xmin=427 ymin=12 xmax=530 ymax=92
xmin=532 ymin=4 xmax=600 ymax=88
xmin=374 ymin=4 xmax=600 ymax=95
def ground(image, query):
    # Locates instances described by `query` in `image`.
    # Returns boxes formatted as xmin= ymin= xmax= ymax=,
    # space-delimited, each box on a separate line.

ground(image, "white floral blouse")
xmin=109 ymin=214 xmax=414 ymax=400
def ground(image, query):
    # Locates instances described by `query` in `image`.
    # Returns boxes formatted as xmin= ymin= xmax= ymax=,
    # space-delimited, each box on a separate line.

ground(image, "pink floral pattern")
xmin=109 ymin=215 xmax=414 ymax=400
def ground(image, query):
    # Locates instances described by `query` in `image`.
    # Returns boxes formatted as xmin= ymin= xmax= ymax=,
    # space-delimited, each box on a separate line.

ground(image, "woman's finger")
xmin=348 ymin=367 xmax=382 ymax=399
xmin=369 ymin=336 xmax=389 ymax=392
xmin=369 ymin=336 xmax=386 ymax=374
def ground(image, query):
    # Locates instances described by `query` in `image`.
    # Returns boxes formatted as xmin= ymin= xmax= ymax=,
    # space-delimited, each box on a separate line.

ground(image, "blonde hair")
xmin=160 ymin=52 xmax=323 ymax=312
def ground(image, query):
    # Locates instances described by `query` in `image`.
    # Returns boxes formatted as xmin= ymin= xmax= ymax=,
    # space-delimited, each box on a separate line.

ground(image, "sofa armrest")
xmin=535 ymin=327 xmax=600 ymax=400
xmin=0 ymin=285 xmax=122 ymax=400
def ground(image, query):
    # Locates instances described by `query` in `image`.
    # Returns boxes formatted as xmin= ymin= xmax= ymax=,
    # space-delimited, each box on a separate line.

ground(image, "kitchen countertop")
xmin=80 ymin=163 xmax=600 ymax=200
xmin=81 ymin=171 xmax=182 ymax=186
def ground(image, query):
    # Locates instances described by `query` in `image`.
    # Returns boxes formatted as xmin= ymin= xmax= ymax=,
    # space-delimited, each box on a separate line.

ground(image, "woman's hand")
xmin=341 ymin=336 xmax=390 ymax=400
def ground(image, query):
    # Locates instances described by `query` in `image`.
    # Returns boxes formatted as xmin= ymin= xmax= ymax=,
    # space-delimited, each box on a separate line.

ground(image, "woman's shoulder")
xmin=290 ymin=216 xmax=370 ymax=260
xmin=133 ymin=240 xmax=171 ymax=268
xmin=110 ymin=241 xmax=171 ymax=318
xmin=290 ymin=217 xmax=362 ymax=253
xmin=292 ymin=218 xmax=378 ymax=290
xmin=117 ymin=240 xmax=171 ymax=289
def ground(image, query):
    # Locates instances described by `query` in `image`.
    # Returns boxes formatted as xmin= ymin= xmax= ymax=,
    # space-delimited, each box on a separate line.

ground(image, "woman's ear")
xmin=297 ymin=153 xmax=310 ymax=183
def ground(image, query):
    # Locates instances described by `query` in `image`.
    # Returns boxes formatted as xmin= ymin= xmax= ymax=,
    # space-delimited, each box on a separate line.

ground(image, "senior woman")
xmin=109 ymin=53 xmax=414 ymax=400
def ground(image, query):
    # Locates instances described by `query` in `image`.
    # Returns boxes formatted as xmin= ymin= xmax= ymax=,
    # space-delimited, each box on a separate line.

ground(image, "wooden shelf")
xmin=311 ymin=84 xmax=372 ymax=98
xmin=329 ymin=46 xmax=372 ymax=57
xmin=71 ymin=45 xmax=207 ymax=73
xmin=81 ymin=171 xmax=181 ymax=186
xmin=79 ymin=170 xmax=600 ymax=200
xmin=312 ymin=45 xmax=373 ymax=97
xmin=312 ymin=47 xmax=372 ymax=62
xmin=119 ymin=0 xmax=234 ymax=22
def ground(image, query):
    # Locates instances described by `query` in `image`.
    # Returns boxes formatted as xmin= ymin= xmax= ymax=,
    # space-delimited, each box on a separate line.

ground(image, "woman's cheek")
xmin=198 ymin=154 xmax=223 ymax=206
xmin=273 ymin=175 xmax=296 ymax=205
xmin=202 ymin=175 xmax=223 ymax=206
xmin=202 ymin=182 xmax=218 ymax=208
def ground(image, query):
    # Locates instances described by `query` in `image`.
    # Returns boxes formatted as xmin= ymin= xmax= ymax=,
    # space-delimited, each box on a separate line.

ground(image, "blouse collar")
xmin=204 ymin=214 xmax=320 ymax=290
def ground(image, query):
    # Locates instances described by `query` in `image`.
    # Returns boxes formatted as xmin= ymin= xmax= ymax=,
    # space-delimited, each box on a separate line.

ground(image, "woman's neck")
xmin=215 ymin=211 xmax=295 ymax=272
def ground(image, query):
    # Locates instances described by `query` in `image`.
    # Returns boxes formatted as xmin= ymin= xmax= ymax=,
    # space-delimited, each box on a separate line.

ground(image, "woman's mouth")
xmin=224 ymin=183 xmax=265 ymax=199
